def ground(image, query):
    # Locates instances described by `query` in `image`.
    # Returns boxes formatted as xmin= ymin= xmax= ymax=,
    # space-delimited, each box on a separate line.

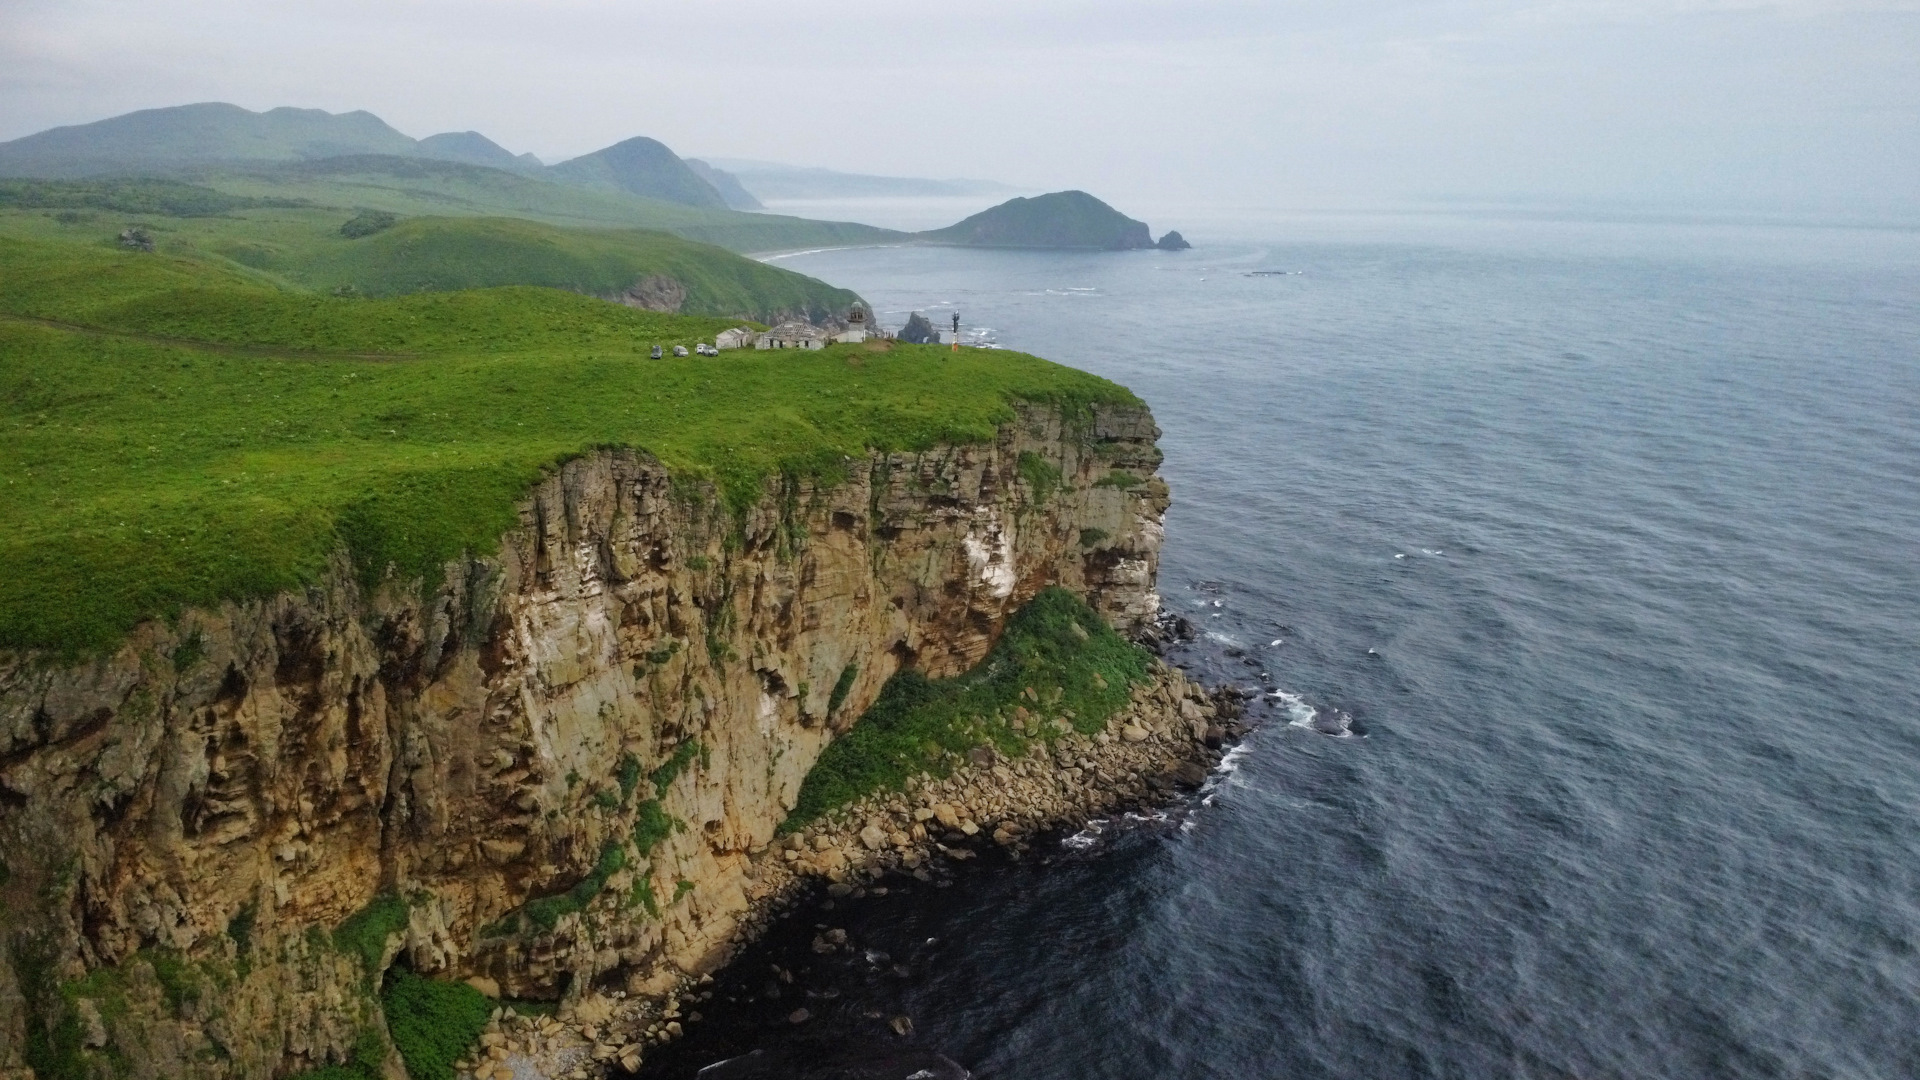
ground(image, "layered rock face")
xmin=0 ymin=403 xmax=1166 ymax=1080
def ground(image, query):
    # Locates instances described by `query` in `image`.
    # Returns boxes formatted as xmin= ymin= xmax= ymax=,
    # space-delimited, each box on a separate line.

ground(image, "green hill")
xmin=0 ymin=179 xmax=861 ymax=322
xmin=285 ymin=217 xmax=859 ymax=323
xmin=918 ymin=190 xmax=1153 ymax=250
xmin=0 ymin=234 xmax=1138 ymax=655
xmin=417 ymin=130 xmax=543 ymax=172
xmin=0 ymin=102 xmax=418 ymax=177
xmin=184 ymin=156 xmax=904 ymax=253
xmin=548 ymin=136 xmax=728 ymax=208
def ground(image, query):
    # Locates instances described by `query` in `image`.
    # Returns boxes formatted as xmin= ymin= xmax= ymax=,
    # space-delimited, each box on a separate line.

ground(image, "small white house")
xmin=714 ymin=327 xmax=754 ymax=351
xmin=754 ymin=321 xmax=830 ymax=350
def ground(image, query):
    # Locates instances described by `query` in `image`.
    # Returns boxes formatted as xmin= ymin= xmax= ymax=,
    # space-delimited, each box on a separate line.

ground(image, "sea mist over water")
xmin=658 ymin=212 xmax=1920 ymax=1079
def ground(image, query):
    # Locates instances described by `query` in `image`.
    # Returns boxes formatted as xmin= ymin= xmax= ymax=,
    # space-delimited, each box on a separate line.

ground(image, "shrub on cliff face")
xmin=782 ymin=587 xmax=1149 ymax=829
xmin=381 ymin=970 xmax=490 ymax=1080
xmin=520 ymin=840 xmax=627 ymax=933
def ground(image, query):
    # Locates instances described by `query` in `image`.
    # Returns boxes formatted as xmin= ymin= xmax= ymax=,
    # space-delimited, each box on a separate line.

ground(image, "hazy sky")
xmin=3 ymin=1 xmax=1916 ymax=216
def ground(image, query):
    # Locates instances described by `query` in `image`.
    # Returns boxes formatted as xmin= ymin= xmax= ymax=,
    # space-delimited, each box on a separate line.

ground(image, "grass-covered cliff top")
xmin=0 ymin=235 xmax=1141 ymax=655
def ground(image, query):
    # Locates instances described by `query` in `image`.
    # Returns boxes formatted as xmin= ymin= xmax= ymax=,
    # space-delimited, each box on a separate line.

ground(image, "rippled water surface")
xmin=653 ymin=214 xmax=1920 ymax=1079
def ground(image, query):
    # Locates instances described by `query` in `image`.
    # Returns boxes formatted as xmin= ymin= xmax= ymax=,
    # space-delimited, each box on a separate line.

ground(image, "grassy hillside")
xmin=919 ymin=190 xmax=1153 ymax=250
xmin=0 ymin=235 xmax=1140 ymax=655
xmin=291 ymin=217 xmax=858 ymax=322
xmin=0 ymin=177 xmax=306 ymax=216
xmin=192 ymin=157 xmax=905 ymax=252
xmin=0 ymin=102 xmax=418 ymax=177
xmin=0 ymin=182 xmax=860 ymax=322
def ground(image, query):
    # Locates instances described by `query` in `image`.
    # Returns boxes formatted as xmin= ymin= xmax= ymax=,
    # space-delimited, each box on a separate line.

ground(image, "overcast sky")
xmin=3 ymin=1 xmax=1915 ymax=217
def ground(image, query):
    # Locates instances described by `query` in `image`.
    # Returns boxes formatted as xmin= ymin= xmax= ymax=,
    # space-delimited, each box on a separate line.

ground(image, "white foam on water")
xmin=1272 ymin=689 xmax=1324 ymax=731
xmin=1061 ymin=819 xmax=1104 ymax=850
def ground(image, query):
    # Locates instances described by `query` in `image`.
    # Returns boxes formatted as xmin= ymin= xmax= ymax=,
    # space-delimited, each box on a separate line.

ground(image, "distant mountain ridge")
xmin=685 ymin=159 xmax=764 ymax=211
xmin=0 ymin=102 xmax=754 ymax=214
xmin=0 ymin=102 xmax=418 ymax=176
xmin=704 ymin=158 xmax=1018 ymax=201
xmin=415 ymin=130 xmax=544 ymax=173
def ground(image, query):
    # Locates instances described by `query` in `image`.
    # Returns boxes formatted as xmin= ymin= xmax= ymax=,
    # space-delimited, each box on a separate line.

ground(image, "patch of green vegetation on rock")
xmin=170 ymin=628 xmax=206 ymax=672
xmin=381 ymin=970 xmax=490 ymax=1080
xmin=629 ymin=877 xmax=660 ymax=918
xmin=782 ymin=587 xmax=1150 ymax=830
xmin=827 ymin=662 xmax=859 ymax=715
xmin=146 ymin=949 xmax=204 ymax=1011
xmin=331 ymin=892 xmax=409 ymax=977
xmin=1092 ymin=470 xmax=1141 ymax=488
xmin=631 ymin=798 xmax=678 ymax=855
xmin=1016 ymin=451 xmax=1062 ymax=506
xmin=18 ymin=938 xmax=91 ymax=1080
xmin=518 ymin=840 xmax=626 ymax=933
xmin=649 ymin=740 xmax=701 ymax=797
xmin=0 ymin=234 xmax=1138 ymax=656
xmin=616 ymin=753 xmax=642 ymax=803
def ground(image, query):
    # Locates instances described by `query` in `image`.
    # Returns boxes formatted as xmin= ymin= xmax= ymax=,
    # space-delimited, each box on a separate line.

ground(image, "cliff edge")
xmin=0 ymin=402 xmax=1169 ymax=1080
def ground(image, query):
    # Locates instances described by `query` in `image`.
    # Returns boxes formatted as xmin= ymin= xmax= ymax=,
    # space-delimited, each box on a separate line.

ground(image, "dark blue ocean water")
xmin=651 ymin=214 xmax=1920 ymax=1079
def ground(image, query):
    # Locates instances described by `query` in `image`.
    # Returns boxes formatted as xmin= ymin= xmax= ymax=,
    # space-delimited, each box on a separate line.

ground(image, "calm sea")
xmin=645 ymin=210 xmax=1920 ymax=1079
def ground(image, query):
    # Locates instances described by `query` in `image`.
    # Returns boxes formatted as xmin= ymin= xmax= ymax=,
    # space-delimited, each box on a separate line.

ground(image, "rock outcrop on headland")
xmin=897 ymin=312 xmax=939 ymax=345
xmin=0 ymin=402 xmax=1170 ymax=1080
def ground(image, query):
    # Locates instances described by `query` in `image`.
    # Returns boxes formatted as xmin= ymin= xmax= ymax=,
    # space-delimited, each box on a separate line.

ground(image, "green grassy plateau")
xmin=0 ymin=234 xmax=1139 ymax=655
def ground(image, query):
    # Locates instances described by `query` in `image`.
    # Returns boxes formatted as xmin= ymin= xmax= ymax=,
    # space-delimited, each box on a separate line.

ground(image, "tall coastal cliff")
xmin=0 ymin=403 xmax=1168 ymax=1080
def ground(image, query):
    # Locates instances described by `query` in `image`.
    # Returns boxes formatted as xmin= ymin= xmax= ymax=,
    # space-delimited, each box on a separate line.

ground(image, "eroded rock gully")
xmin=0 ymin=403 xmax=1171 ymax=1080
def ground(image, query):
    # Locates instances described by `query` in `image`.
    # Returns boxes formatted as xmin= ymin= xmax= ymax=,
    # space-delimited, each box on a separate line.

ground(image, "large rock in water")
xmin=917 ymin=190 xmax=1154 ymax=250
xmin=899 ymin=311 xmax=939 ymax=344
xmin=1156 ymin=230 xmax=1191 ymax=251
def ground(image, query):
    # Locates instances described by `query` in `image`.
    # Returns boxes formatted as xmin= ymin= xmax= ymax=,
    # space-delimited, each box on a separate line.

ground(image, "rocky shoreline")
xmin=454 ymin=659 xmax=1245 ymax=1080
